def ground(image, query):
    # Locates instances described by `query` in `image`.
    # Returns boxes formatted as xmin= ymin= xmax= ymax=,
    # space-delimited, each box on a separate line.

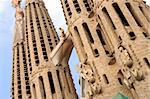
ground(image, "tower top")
xmin=12 ymin=0 xmax=21 ymax=8
xmin=25 ymin=0 xmax=44 ymax=5
xmin=12 ymin=0 xmax=24 ymax=45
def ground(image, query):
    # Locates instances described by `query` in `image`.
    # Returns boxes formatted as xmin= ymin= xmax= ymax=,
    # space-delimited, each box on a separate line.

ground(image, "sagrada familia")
xmin=11 ymin=0 xmax=150 ymax=99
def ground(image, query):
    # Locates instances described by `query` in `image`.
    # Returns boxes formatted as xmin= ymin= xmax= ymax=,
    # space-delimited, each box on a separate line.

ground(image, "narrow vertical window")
xmin=96 ymin=29 xmax=106 ymax=45
xmin=82 ymin=23 xmax=94 ymax=43
xmin=144 ymin=58 xmax=150 ymax=67
xmin=39 ymin=76 xmax=46 ymax=99
xmin=103 ymin=74 xmax=109 ymax=84
xmin=56 ymin=70 xmax=62 ymax=91
xmin=126 ymin=3 xmax=142 ymax=27
xmin=73 ymin=0 xmax=81 ymax=13
xmin=118 ymin=78 xmax=123 ymax=85
xmin=74 ymin=26 xmax=84 ymax=47
xmin=81 ymin=78 xmax=85 ymax=97
xmin=113 ymin=3 xmax=129 ymax=26
xmin=102 ymin=8 xmax=116 ymax=29
xmin=96 ymin=24 xmax=111 ymax=55
xmin=48 ymin=72 xmax=55 ymax=94
xmin=33 ymin=84 xmax=37 ymax=99
xmin=129 ymin=32 xmax=136 ymax=40
xmin=74 ymin=26 xmax=87 ymax=59
xmin=94 ymin=49 xmax=99 ymax=57
xmin=139 ymin=6 xmax=150 ymax=22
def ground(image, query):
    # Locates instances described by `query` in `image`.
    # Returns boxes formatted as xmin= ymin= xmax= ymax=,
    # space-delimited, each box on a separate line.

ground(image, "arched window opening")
xmin=96 ymin=29 xmax=106 ymax=45
xmin=74 ymin=26 xmax=87 ymax=59
xmin=39 ymin=76 xmax=46 ymax=99
xmin=118 ymin=78 xmax=123 ymax=85
xmin=48 ymin=72 xmax=55 ymax=94
xmin=129 ymin=32 xmax=136 ymax=40
xmin=117 ymin=70 xmax=124 ymax=85
xmin=94 ymin=49 xmax=99 ymax=57
xmin=56 ymin=70 xmax=62 ymax=91
xmin=32 ymin=84 xmax=37 ymax=99
xmin=73 ymin=0 xmax=81 ymax=13
xmin=74 ymin=26 xmax=84 ymax=47
xmin=126 ymin=3 xmax=142 ymax=27
xmin=96 ymin=24 xmax=112 ymax=56
xmin=112 ymin=3 xmax=129 ymax=26
xmin=103 ymin=74 xmax=109 ymax=84
xmin=144 ymin=58 xmax=150 ymax=68
xmin=82 ymin=23 xmax=94 ymax=43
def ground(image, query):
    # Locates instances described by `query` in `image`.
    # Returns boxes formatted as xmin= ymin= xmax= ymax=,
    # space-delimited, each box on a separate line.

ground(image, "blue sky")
xmin=0 ymin=0 xmax=150 ymax=99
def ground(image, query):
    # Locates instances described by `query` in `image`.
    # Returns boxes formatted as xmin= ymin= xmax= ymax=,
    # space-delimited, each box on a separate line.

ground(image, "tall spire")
xmin=12 ymin=0 xmax=24 ymax=45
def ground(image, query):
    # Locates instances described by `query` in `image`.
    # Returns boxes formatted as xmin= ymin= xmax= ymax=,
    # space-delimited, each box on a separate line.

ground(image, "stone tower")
xmin=11 ymin=1 xmax=32 ymax=98
xmin=60 ymin=0 xmax=150 ymax=98
xmin=11 ymin=0 xmax=77 ymax=99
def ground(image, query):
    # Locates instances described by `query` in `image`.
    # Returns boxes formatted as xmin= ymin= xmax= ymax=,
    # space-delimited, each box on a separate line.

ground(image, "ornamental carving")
xmin=118 ymin=45 xmax=133 ymax=68
xmin=77 ymin=63 xmax=101 ymax=96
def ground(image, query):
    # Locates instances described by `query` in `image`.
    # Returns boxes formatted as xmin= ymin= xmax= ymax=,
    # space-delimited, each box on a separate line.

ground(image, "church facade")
xmin=11 ymin=0 xmax=150 ymax=99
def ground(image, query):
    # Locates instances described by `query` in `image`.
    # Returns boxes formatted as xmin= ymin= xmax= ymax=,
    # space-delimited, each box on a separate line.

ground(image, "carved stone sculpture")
xmin=118 ymin=45 xmax=133 ymax=68
xmin=77 ymin=63 xmax=101 ymax=96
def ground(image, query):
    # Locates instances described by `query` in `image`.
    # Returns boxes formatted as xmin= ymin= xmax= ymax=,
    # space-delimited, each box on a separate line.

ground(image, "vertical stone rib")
xmin=58 ymin=67 xmax=70 ymax=98
xmin=25 ymin=8 xmax=32 ymax=74
xmin=52 ymin=69 xmax=63 ymax=99
xmin=140 ymin=5 xmax=150 ymax=22
xmin=26 ymin=4 xmax=37 ymax=67
xmin=106 ymin=3 xmax=130 ymax=41
xmin=71 ymin=26 xmax=87 ymax=62
xmin=42 ymin=7 xmax=59 ymax=45
xmin=116 ymin=2 xmax=141 ymax=36
xmin=14 ymin=47 xmax=19 ymax=99
xmin=129 ymin=3 xmax=150 ymax=33
xmin=31 ymin=3 xmax=44 ymax=63
xmin=35 ymin=3 xmax=51 ymax=60
xmin=40 ymin=6 xmax=58 ymax=48
xmin=19 ymin=44 xmax=26 ymax=99
xmin=35 ymin=78 xmax=43 ymax=99
xmin=43 ymin=73 xmax=53 ymax=99
xmin=65 ymin=67 xmax=77 ymax=98
xmin=11 ymin=49 xmax=15 ymax=99
xmin=98 ymin=10 xmax=118 ymax=47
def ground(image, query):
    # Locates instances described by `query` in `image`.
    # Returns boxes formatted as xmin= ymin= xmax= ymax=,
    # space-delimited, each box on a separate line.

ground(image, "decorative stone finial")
xmin=12 ymin=0 xmax=21 ymax=8
xmin=59 ymin=27 xmax=66 ymax=39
